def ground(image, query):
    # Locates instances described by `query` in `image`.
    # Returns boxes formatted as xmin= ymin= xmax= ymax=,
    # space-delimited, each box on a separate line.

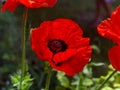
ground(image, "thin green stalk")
xmin=76 ymin=73 xmax=83 ymax=90
xmin=45 ymin=67 xmax=52 ymax=90
xmin=96 ymin=70 xmax=117 ymax=90
xmin=19 ymin=7 xmax=28 ymax=90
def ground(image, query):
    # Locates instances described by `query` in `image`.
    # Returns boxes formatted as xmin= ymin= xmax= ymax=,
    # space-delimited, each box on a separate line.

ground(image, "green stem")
xmin=19 ymin=7 xmax=28 ymax=90
xmin=45 ymin=67 xmax=52 ymax=90
xmin=76 ymin=73 xmax=83 ymax=90
xmin=96 ymin=70 xmax=117 ymax=90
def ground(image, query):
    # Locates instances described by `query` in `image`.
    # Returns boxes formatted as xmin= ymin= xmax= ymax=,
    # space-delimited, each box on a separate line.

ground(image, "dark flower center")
xmin=48 ymin=39 xmax=68 ymax=54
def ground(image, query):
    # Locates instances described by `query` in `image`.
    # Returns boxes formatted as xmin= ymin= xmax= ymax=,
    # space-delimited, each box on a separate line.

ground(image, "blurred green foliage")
xmin=0 ymin=0 xmax=120 ymax=90
xmin=0 ymin=12 xmax=21 ymax=89
xmin=56 ymin=64 xmax=120 ymax=90
xmin=11 ymin=70 xmax=33 ymax=90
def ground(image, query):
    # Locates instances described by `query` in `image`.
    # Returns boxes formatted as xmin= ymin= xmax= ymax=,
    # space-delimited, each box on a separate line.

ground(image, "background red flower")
xmin=1 ymin=0 xmax=57 ymax=12
xmin=30 ymin=18 xmax=92 ymax=76
xmin=97 ymin=6 xmax=120 ymax=71
xmin=97 ymin=6 xmax=120 ymax=45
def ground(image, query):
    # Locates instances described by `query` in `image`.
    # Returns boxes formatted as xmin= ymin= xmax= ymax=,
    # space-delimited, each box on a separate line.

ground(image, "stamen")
xmin=48 ymin=39 xmax=68 ymax=54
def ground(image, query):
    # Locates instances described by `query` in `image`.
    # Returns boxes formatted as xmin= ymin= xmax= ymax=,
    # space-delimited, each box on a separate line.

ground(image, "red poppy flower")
xmin=97 ymin=6 xmax=120 ymax=45
xmin=30 ymin=18 xmax=92 ymax=76
xmin=97 ymin=6 xmax=120 ymax=71
xmin=1 ymin=0 xmax=57 ymax=12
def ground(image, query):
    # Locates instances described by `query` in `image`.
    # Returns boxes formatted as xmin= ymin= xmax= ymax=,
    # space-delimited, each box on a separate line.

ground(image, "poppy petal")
xmin=111 ymin=6 xmax=120 ymax=36
xmin=50 ymin=46 xmax=92 ymax=76
xmin=49 ymin=18 xmax=84 ymax=48
xmin=53 ymin=38 xmax=91 ymax=64
xmin=108 ymin=46 xmax=120 ymax=70
xmin=1 ymin=0 xmax=19 ymax=12
xmin=53 ymin=48 xmax=77 ymax=64
xmin=97 ymin=6 xmax=120 ymax=45
xmin=34 ymin=0 xmax=57 ymax=7
xmin=1 ymin=0 xmax=57 ymax=12
xmin=30 ymin=22 xmax=53 ymax=61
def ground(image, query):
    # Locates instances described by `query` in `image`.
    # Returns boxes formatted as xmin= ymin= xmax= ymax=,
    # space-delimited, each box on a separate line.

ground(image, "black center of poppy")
xmin=48 ymin=39 xmax=68 ymax=54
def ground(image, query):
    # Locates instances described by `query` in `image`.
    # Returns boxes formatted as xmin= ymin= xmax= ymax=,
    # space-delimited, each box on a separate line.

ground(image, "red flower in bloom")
xmin=97 ymin=6 xmax=120 ymax=71
xmin=1 ymin=0 xmax=57 ymax=12
xmin=30 ymin=18 xmax=92 ymax=76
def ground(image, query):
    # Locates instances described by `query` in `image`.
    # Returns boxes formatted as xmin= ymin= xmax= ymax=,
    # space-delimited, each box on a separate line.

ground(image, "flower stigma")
xmin=48 ymin=39 xmax=68 ymax=54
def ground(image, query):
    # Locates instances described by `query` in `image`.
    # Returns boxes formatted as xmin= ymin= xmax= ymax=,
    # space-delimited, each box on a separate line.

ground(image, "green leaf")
xmin=83 ymin=78 xmax=93 ymax=86
xmin=101 ymin=86 xmax=113 ymax=90
xmin=91 ymin=45 xmax=100 ymax=53
xmin=56 ymin=71 xmax=69 ymax=88
xmin=11 ymin=70 xmax=33 ymax=90
xmin=114 ymin=83 xmax=120 ymax=88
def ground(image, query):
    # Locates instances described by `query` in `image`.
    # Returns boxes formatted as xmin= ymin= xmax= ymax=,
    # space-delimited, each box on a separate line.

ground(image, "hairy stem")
xmin=19 ymin=7 xmax=28 ymax=90
xmin=45 ymin=67 xmax=52 ymax=90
